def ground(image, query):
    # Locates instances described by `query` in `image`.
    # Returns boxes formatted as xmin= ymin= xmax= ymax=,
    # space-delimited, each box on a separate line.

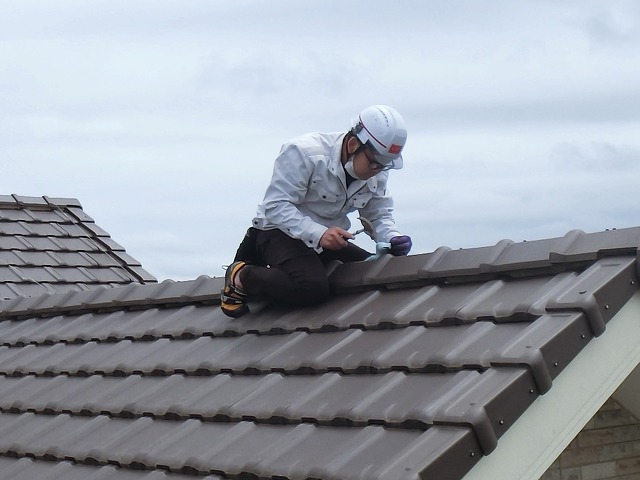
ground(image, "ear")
xmin=346 ymin=135 xmax=361 ymax=155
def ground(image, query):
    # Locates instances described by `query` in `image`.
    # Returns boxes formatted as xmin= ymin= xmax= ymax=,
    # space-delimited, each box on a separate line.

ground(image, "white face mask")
xmin=344 ymin=155 xmax=368 ymax=181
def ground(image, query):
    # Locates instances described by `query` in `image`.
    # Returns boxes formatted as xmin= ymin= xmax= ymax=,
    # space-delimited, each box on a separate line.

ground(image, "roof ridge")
xmin=330 ymin=226 xmax=640 ymax=292
xmin=0 ymin=227 xmax=638 ymax=323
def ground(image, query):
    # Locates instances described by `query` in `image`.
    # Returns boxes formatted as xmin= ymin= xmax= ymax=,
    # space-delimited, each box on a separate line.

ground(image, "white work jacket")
xmin=252 ymin=131 xmax=401 ymax=252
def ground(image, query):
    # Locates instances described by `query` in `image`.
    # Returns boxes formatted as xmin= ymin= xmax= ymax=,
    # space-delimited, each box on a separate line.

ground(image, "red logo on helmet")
xmin=388 ymin=144 xmax=402 ymax=155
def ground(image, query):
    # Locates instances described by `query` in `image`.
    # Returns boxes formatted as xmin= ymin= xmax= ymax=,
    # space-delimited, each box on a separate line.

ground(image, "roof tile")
xmin=0 ymin=197 xmax=155 ymax=299
xmin=545 ymin=256 xmax=638 ymax=335
xmin=0 ymin=457 xmax=223 ymax=479
xmin=551 ymin=226 xmax=640 ymax=262
xmin=492 ymin=312 xmax=592 ymax=393
xmin=0 ymin=195 xmax=17 ymax=206
xmin=0 ymin=411 xmax=477 ymax=479
xmin=43 ymin=196 xmax=83 ymax=208
xmin=1 ymin=221 xmax=639 ymax=479
xmin=374 ymin=246 xmax=452 ymax=285
xmin=12 ymin=194 xmax=48 ymax=206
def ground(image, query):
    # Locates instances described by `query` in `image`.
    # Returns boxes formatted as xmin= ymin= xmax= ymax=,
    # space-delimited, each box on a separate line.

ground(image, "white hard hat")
xmin=351 ymin=105 xmax=407 ymax=170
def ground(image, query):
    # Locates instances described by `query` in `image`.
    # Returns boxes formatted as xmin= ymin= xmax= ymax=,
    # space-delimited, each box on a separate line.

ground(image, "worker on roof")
xmin=221 ymin=105 xmax=413 ymax=318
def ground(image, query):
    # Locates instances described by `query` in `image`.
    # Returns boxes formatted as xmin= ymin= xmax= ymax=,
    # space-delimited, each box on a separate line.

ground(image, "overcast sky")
xmin=2 ymin=0 xmax=639 ymax=281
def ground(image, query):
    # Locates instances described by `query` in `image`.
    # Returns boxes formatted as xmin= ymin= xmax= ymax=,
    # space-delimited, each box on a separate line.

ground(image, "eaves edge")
xmin=461 ymin=290 xmax=640 ymax=480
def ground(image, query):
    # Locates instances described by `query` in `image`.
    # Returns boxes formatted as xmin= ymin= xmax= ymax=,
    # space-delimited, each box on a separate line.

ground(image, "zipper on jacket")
xmin=340 ymin=180 xmax=367 ymax=211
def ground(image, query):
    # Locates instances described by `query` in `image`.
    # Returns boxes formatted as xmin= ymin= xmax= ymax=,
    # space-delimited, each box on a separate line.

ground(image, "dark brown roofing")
xmin=0 ymin=225 xmax=639 ymax=479
xmin=0 ymin=194 xmax=156 ymax=299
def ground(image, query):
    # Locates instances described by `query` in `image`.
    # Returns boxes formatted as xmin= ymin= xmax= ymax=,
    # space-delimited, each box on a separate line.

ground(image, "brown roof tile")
xmin=0 ymin=223 xmax=639 ymax=478
xmin=0 ymin=195 xmax=156 ymax=298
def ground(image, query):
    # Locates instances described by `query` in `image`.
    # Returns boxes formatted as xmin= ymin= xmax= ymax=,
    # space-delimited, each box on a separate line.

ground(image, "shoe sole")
xmin=221 ymin=302 xmax=250 ymax=318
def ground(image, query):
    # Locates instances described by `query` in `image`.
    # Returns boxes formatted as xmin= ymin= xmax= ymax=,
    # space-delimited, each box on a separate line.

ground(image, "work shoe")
xmin=221 ymin=261 xmax=249 ymax=318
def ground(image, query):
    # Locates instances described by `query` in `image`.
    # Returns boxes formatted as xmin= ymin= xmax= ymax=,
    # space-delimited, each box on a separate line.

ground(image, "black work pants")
xmin=234 ymin=228 xmax=371 ymax=307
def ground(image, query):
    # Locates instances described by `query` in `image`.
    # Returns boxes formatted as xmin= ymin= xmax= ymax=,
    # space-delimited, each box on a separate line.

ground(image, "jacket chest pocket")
xmin=349 ymin=191 xmax=373 ymax=209
xmin=309 ymin=178 xmax=343 ymax=205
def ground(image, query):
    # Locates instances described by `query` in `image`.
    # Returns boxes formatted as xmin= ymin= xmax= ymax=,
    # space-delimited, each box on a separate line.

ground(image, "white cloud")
xmin=2 ymin=0 xmax=640 ymax=280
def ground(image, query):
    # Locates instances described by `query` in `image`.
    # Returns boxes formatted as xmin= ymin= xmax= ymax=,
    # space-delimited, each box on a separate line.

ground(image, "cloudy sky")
xmin=2 ymin=0 xmax=639 ymax=281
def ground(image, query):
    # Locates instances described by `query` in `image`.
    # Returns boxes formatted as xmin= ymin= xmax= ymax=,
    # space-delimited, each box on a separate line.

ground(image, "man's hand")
xmin=320 ymin=227 xmax=353 ymax=250
xmin=389 ymin=235 xmax=412 ymax=256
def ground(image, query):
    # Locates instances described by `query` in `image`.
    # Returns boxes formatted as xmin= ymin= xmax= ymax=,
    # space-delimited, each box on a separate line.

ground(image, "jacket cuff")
xmin=302 ymin=225 xmax=328 ymax=253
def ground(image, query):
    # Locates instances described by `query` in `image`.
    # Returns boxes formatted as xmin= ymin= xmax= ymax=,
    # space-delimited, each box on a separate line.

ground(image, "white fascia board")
xmin=613 ymin=363 xmax=640 ymax=421
xmin=462 ymin=291 xmax=640 ymax=480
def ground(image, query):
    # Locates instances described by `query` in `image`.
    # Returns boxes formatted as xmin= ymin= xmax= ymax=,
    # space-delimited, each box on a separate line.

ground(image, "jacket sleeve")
xmin=358 ymin=174 xmax=402 ymax=242
xmin=261 ymin=143 xmax=328 ymax=250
